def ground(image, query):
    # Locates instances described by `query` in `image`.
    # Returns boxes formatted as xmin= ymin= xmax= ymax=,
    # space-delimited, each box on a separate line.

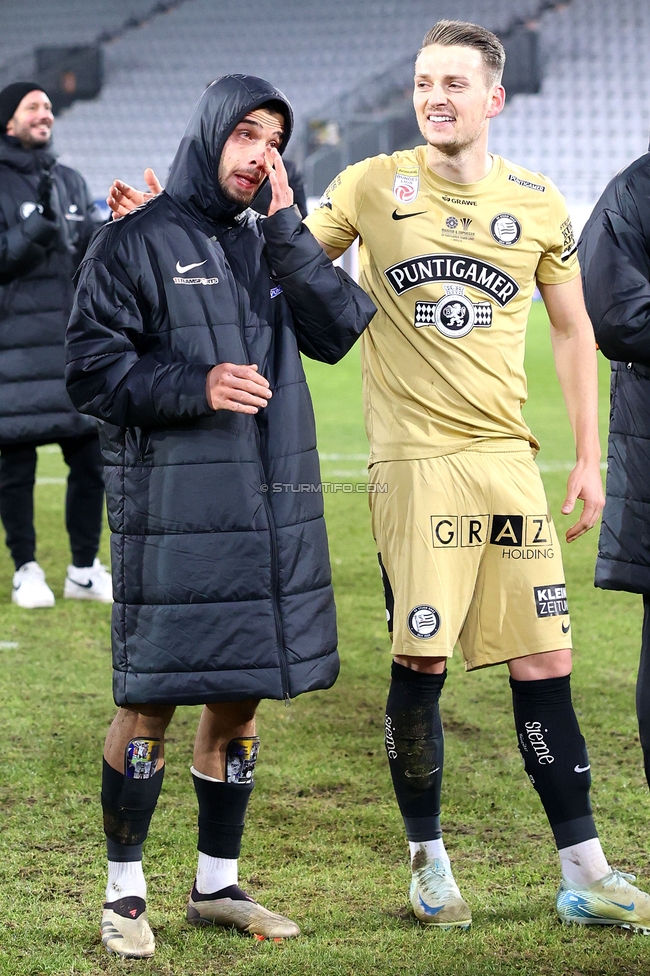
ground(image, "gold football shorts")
xmin=369 ymin=450 xmax=572 ymax=669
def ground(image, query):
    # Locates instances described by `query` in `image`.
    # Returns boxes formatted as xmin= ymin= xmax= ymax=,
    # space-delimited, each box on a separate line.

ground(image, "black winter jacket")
xmin=66 ymin=75 xmax=376 ymax=706
xmin=579 ymin=150 xmax=650 ymax=594
xmin=0 ymin=135 xmax=101 ymax=444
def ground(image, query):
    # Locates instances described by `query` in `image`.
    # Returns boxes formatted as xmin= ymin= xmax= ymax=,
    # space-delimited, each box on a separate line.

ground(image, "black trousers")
xmin=0 ymin=433 xmax=105 ymax=570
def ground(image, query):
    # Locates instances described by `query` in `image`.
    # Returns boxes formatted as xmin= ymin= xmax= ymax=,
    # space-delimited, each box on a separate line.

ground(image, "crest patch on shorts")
xmin=407 ymin=604 xmax=441 ymax=639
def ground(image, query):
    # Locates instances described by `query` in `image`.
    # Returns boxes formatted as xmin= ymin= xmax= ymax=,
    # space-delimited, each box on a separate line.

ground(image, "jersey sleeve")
xmin=535 ymin=182 xmax=580 ymax=284
xmin=304 ymin=158 xmax=370 ymax=254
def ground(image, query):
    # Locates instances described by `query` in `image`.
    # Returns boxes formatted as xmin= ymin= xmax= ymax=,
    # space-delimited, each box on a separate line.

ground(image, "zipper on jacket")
xmin=254 ymin=421 xmax=291 ymax=704
xmin=225 ymin=253 xmax=291 ymax=703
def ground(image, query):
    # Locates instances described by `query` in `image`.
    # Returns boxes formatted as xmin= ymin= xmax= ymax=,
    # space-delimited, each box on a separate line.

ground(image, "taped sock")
xmin=385 ymin=662 xmax=446 ymax=842
xmin=510 ymin=674 xmax=598 ymax=850
xmin=101 ymin=758 xmax=164 ymax=856
xmin=191 ymin=768 xmax=253 ymax=859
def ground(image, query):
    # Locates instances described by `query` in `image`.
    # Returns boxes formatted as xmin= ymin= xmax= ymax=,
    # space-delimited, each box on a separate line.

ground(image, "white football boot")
xmin=101 ymin=897 xmax=155 ymax=958
xmin=409 ymin=847 xmax=472 ymax=929
xmin=187 ymin=883 xmax=300 ymax=939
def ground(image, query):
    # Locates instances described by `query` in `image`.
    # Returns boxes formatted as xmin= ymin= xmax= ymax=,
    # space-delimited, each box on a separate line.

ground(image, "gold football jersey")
xmin=305 ymin=147 xmax=579 ymax=462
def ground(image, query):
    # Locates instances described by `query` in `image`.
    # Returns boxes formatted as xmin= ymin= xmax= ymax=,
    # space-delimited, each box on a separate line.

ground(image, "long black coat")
xmin=0 ymin=135 xmax=101 ymax=444
xmin=579 ymin=150 xmax=650 ymax=594
xmin=66 ymin=75 xmax=376 ymax=706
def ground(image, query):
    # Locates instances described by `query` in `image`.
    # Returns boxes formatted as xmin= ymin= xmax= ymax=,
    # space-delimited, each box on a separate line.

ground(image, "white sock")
xmin=106 ymin=860 xmax=147 ymax=902
xmin=191 ymin=764 xmax=222 ymax=784
xmin=559 ymin=837 xmax=610 ymax=885
xmin=409 ymin=839 xmax=451 ymax=870
xmin=195 ymin=852 xmax=238 ymax=894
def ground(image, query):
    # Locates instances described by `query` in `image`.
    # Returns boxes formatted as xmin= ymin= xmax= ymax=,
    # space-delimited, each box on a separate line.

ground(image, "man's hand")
xmin=107 ymin=168 xmax=163 ymax=219
xmin=206 ymin=363 xmax=272 ymax=413
xmin=561 ymin=458 xmax=605 ymax=542
xmin=538 ymin=278 xmax=604 ymax=544
xmin=36 ymin=169 xmax=56 ymax=221
xmin=264 ymin=148 xmax=293 ymax=216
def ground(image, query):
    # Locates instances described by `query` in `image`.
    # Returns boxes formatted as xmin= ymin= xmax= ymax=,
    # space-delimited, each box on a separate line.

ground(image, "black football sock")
xmin=385 ymin=661 xmax=446 ymax=842
xmin=102 ymin=758 xmax=165 ymax=861
xmin=192 ymin=772 xmax=253 ymax=860
xmin=510 ymin=674 xmax=598 ymax=849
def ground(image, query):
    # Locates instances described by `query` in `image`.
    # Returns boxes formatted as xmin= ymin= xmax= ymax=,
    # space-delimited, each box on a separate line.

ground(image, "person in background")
xmin=0 ymin=82 xmax=111 ymax=608
xmin=579 ymin=147 xmax=650 ymax=793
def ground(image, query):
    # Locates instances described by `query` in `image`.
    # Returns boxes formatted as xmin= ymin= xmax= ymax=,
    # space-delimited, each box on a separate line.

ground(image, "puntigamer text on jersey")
xmin=384 ymin=253 xmax=520 ymax=306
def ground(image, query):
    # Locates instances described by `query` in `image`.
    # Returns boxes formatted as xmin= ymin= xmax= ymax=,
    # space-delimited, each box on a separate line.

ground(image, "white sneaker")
xmin=12 ymin=561 xmax=55 ymax=608
xmin=64 ymin=558 xmax=113 ymax=603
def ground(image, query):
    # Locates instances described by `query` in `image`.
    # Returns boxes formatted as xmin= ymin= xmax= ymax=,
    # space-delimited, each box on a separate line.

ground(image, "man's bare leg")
xmin=104 ymin=703 xmax=176 ymax=770
xmin=187 ymin=698 xmax=300 ymax=938
xmin=193 ymin=699 xmax=258 ymax=779
xmin=100 ymin=704 xmax=175 ymax=958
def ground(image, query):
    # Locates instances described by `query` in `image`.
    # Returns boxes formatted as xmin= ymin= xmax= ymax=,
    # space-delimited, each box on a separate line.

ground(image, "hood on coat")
xmin=165 ymin=74 xmax=293 ymax=225
xmin=0 ymin=132 xmax=55 ymax=174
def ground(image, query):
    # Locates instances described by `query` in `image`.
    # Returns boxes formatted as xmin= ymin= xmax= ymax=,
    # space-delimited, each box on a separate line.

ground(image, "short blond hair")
xmin=419 ymin=20 xmax=505 ymax=85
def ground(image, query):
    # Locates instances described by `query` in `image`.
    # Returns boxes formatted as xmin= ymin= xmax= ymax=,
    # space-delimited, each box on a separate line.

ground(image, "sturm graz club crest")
xmin=490 ymin=212 xmax=521 ymax=246
xmin=414 ymin=285 xmax=492 ymax=339
xmin=407 ymin=605 xmax=441 ymax=639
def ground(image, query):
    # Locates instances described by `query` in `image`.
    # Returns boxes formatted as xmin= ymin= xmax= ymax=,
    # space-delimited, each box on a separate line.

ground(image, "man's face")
xmin=413 ymin=44 xmax=504 ymax=156
xmin=6 ymin=90 xmax=53 ymax=148
xmin=217 ymin=107 xmax=284 ymax=205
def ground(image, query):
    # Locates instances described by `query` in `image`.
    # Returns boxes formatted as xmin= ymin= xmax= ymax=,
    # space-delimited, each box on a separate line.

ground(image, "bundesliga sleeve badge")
xmin=393 ymin=166 xmax=420 ymax=204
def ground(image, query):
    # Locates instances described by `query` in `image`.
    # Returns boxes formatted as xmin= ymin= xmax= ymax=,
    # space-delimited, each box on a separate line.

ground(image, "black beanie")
xmin=0 ymin=82 xmax=46 ymax=131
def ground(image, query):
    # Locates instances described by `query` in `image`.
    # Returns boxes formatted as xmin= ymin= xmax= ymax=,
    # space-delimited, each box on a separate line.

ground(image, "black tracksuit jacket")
xmin=579 ymin=149 xmax=650 ymax=594
xmin=66 ymin=74 xmax=376 ymax=706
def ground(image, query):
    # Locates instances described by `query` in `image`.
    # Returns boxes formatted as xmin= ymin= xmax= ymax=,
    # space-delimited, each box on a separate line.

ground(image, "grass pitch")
xmin=0 ymin=302 xmax=648 ymax=975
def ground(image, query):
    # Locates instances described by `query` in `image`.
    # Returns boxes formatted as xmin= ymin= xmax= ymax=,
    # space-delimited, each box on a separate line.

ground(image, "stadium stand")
xmin=0 ymin=0 xmax=647 ymax=219
xmin=0 ymin=0 xmax=165 ymax=83
xmin=43 ymin=0 xmax=542 ymax=198
xmin=489 ymin=0 xmax=650 ymax=219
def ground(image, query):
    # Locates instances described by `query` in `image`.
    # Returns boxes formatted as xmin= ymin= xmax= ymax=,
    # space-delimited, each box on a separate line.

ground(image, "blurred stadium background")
xmin=1 ymin=0 xmax=647 ymax=238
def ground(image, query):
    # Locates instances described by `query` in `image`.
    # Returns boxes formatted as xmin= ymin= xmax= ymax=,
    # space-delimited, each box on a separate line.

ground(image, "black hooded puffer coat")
xmin=66 ymin=75 xmax=376 ymax=706
xmin=579 ymin=151 xmax=650 ymax=595
xmin=0 ymin=135 xmax=101 ymax=444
